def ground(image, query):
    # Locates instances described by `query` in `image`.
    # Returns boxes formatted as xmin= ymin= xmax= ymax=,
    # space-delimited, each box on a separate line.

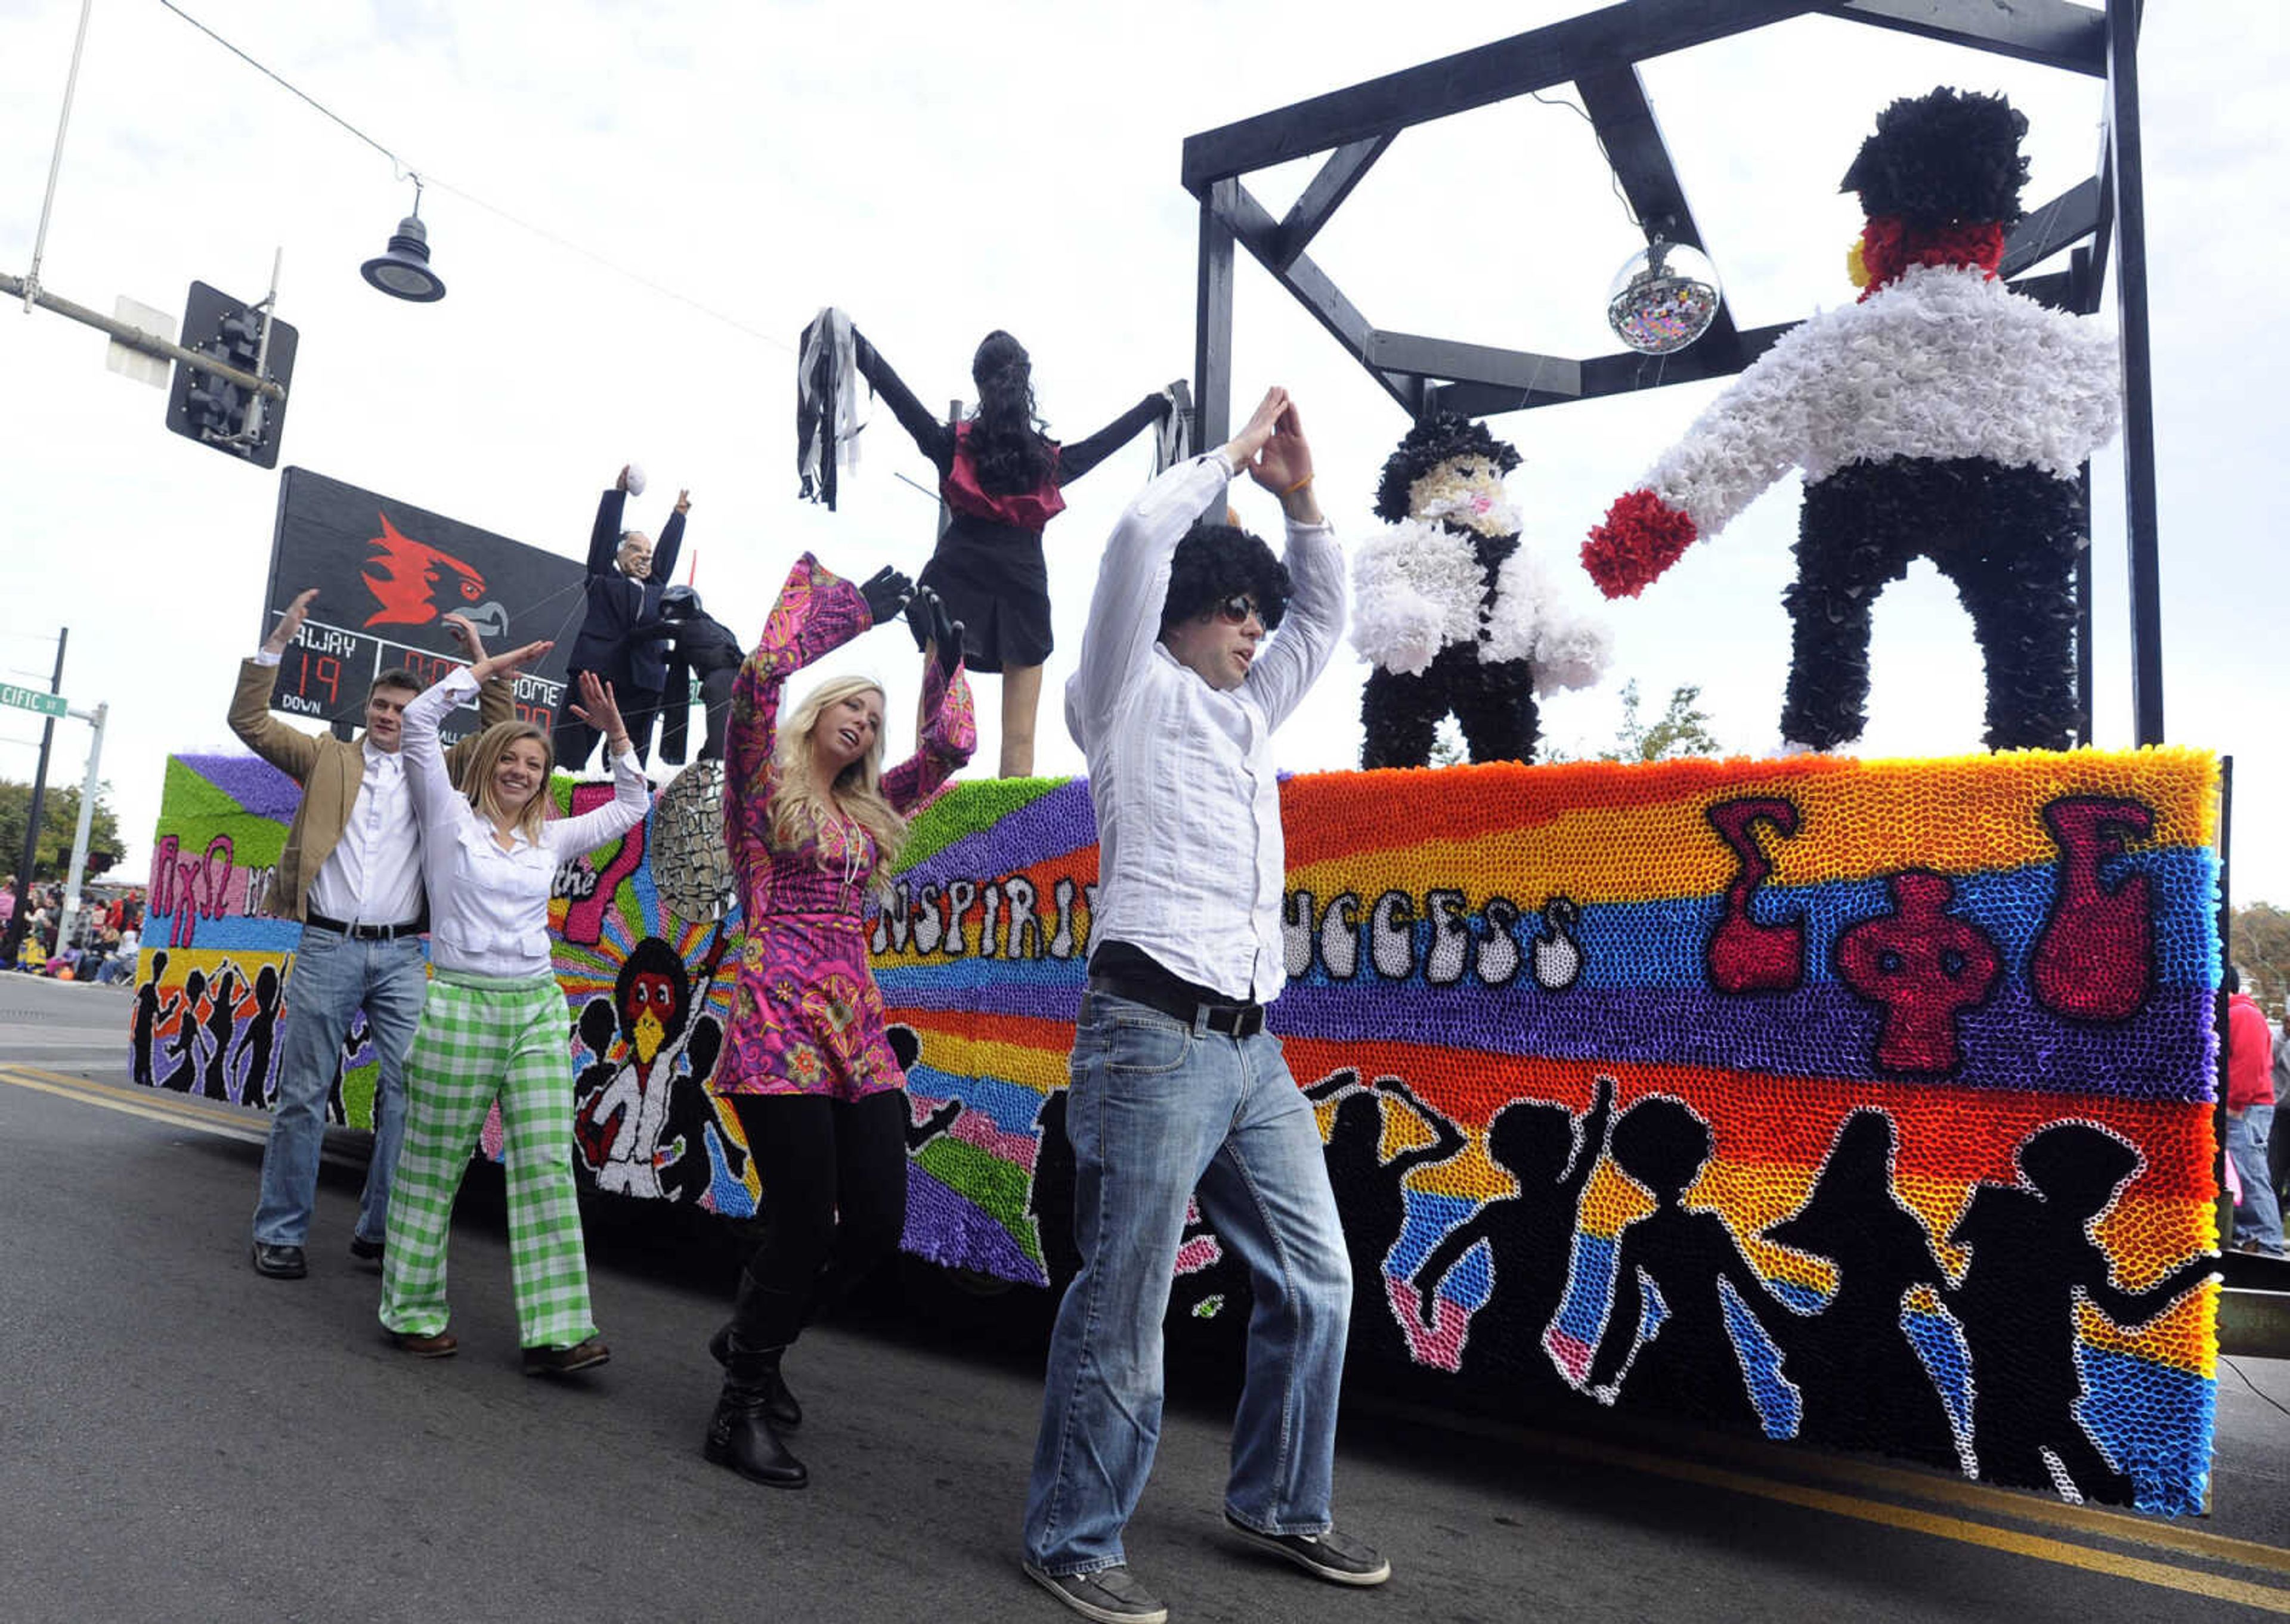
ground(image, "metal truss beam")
xmin=1181 ymin=0 xmax=1818 ymax=191
xmin=1824 ymin=0 xmax=2107 ymax=75
xmin=1210 ymin=183 xmax=1423 ymax=416
xmin=2000 ymin=176 xmax=2103 ymax=277
xmin=1366 ymin=332 xmax=1583 ymax=405
xmin=1272 ymin=135 xmax=1397 ymax=272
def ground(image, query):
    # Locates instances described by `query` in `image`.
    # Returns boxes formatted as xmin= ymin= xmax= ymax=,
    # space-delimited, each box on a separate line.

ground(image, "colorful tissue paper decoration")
xmin=1582 ymin=89 xmax=2122 ymax=754
xmin=871 ymin=749 xmax=2221 ymax=1515
xmin=137 ymin=745 xmax=2223 ymax=1514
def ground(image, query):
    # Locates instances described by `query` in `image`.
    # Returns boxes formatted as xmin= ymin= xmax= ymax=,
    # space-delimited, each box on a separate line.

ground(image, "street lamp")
xmin=360 ymin=182 xmax=445 ymax=303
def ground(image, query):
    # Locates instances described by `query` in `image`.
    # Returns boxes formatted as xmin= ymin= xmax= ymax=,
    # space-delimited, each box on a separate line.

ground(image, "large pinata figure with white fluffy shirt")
xmin=1580 ymin=87 xmax=2119 ymax=753
xmin=1353 ymin=412 xmax=1610 ymax=768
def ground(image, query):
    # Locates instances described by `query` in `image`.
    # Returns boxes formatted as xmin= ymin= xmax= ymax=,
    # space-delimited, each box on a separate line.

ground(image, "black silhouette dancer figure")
xmin=1028 ymin=1089 xmax=1080 ymax=1288
xmin=1306 ymin=1070 xmax=1468 ymax=1375
xmin=159 ymin=968 xmax=208 ymax=1094
xmin=1585 ymin=1097 xmax=1790 ymax=1432
xmin=234 ymin=963 xmax=284 ymax=1109
xmin=131 ymin=949 xmax=174 ymax=1086
xmin=1945 ymin=1121 xmax=2212 ymax=1504
xmin=906 ymin=1098 xmax=965 ymax=1150
xmin=888 ymin=1027 xmax=965 ymax=1151
xmin=326 ymin=1011 xmax=369 ymax=1126
xmin=1760 ymin=1108 xmax=1958 ymax=1467
xmin=1412 ymin=1074 xmax=1616 ymax=1388
xmin=199 ymin=968 xmax=242 ymax=1102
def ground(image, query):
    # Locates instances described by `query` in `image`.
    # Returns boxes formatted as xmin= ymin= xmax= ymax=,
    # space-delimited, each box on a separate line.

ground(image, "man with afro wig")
xmin=1022 ymin=388 xmax=1391 ymax=1623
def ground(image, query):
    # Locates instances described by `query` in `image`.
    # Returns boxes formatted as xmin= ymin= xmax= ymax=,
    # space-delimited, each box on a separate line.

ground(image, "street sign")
xmin=0 ymin=684 xmax=68 ymax=720
xmin=106 ymin=295 xmax=174 ymax=389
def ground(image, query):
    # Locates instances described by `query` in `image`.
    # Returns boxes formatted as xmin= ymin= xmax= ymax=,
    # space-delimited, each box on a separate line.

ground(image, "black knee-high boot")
xmin=708 ymin=1272 xmax=804 ymax=1428
xmin=704 ymin=1335 xmax=808 ymax=1489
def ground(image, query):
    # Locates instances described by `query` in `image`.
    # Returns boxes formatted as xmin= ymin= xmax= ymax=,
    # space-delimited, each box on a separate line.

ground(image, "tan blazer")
xmin=228 ymin=658 xmax=516 ymax=922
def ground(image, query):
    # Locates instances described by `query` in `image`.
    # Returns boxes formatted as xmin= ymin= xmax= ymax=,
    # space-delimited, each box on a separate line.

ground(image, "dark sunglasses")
xmin=1212 ymin=594 xmax=1262 ymax=626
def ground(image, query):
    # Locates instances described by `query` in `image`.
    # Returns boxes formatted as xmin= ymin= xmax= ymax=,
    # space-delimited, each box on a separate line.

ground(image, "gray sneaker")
xmin=1022 ymin=1561 xmax=1169 ymax=1623
xmin=1223 ymin=1513 xmax=1391 ymax=1586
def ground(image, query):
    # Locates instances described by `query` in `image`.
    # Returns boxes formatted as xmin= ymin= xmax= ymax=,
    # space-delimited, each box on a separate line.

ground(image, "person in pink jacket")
xmin=2226 ymin=966 xmax=2282 ymax=1256
xmin=700 ymin=554 xmax=976 ymax=1489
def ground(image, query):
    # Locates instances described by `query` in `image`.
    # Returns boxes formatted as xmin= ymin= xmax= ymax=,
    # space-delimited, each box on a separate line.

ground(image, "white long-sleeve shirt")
xmin=1064 ymin=450 xmax=1345 ymax=1003
xmin=400 ymin=668 xmax=650 ymax=978
xmin=253 ymin=647 xmax=424 ymax=927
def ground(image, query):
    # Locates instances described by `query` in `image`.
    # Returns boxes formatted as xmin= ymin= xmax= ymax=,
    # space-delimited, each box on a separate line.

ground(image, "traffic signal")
xmin=165 ymin=280 xmax=297 ymax=469
xmin=85 ymin=850 xmax=116 ymax=878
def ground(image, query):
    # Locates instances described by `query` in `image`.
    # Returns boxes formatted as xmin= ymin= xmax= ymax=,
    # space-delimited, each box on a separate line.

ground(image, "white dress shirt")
xmin=255 ymin=647 xmax=425 ymax=927
xmin=1064 ymin=450 xmax=1345 ymax=1003
xmin=401 ymin=667 xmax=651 ymax=978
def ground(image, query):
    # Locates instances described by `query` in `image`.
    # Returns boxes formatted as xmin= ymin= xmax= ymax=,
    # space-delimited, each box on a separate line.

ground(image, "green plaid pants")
xmin=379 ymin=970 xmax=598 ymax=1350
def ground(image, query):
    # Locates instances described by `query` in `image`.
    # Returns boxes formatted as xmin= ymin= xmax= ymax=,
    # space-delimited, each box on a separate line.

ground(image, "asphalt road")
xmin=5 ymin=973 xmax=2289 ymax=1623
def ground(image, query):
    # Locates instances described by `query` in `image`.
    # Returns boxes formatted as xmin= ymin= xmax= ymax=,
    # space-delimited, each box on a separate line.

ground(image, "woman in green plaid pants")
xmin=380 ymin=636 xmax=651 ymax=1372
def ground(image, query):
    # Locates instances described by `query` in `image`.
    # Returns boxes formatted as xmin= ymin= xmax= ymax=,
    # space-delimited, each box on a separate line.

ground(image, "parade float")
xmin=131 ymin=1 xmax=2224 ymax=1518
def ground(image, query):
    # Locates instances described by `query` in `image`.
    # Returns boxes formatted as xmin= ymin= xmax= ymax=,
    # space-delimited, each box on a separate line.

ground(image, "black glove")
xmin=858 ymin=566 xmax=913 ymax=625
xmin=906 ymin=587 xmax=962 ymax=677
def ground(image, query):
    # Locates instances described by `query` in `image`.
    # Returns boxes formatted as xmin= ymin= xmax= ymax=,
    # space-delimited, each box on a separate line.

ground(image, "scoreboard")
xmin=262 ymin=469 xmax=586 ymax=745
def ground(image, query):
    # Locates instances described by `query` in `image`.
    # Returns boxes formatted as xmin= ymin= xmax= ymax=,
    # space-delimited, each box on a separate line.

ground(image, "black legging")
xmin=726 ymin=1090 xmax=909 ymax=1348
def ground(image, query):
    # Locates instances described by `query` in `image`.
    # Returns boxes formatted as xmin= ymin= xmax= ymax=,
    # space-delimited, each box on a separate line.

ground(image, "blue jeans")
xmin=1023 ymin=990 xmax=1353 ymax=1576
xmin=250 ymin=926 xmax=428 ymax=1248
xmin=2231 ymin=1105 xmax=2284 ymax=1254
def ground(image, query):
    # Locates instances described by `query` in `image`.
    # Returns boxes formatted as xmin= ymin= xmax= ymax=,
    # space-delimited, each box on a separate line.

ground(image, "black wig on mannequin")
xmin=1373 ymin=412 xmax=1523 ymax=523
xmin=1158 ymin=522 xmax=1292 ymax=638
xmin=967 ymin=330 xmax=1054 ymax=497
xmin=1840 ymin=87 xmax=2029 ymax=227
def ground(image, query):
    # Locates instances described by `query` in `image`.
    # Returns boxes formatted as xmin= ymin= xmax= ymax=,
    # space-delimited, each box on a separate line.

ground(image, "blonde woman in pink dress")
xmin=703 ymin=554 xmax=975 ymax=1489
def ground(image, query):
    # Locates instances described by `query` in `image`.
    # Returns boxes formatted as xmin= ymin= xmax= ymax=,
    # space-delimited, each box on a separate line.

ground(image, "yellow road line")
xmin=1719 ymin=1430 xmax=2290 ymax=1577
xmin=10 ymin=1065 xmax=2282 ymax=1607
xmin=1384 ymin=1402 xmax=2290 ymax=1612
xmin=0 ymin=1065 xmax=270 ymax=1145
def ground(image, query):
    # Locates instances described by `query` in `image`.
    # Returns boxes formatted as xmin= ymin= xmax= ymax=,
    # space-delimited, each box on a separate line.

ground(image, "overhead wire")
xmin=156 ymin=1 xmax=797 ymax=357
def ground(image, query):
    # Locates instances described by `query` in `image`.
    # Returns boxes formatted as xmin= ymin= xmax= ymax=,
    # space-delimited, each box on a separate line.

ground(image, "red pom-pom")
xmin=1582 ymin=489 xmax=1697 ymax=599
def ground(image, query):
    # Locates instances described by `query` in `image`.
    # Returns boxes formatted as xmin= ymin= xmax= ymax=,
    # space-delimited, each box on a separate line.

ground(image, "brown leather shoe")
xmin=391 ymin=1329 xmax=458 ymax=1358
xmin=524 ymin=1336 xmax=610 ymax=1377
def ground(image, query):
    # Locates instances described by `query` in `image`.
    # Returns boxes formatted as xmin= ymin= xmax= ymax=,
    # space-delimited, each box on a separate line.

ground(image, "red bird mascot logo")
xmin=361 ymin=512 xmax=488 ymax=630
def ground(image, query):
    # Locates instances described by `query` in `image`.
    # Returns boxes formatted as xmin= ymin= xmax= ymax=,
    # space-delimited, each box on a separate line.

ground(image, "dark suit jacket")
xmin=567 ymin=487 xmax=685 ymax=695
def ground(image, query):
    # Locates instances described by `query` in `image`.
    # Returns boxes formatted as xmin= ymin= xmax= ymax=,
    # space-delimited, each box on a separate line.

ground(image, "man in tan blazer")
xmin=233 ymin=587 xmax=514 ymax=1279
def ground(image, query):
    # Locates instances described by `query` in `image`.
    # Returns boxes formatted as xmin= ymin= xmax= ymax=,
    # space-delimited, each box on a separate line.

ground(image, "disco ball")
xmin=1606 ymin=237 xmax=1722 ymax=355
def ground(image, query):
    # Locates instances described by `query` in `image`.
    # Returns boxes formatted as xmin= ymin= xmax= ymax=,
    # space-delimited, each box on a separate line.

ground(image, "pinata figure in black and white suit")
xmin=1353 ymin=412 xmax=1610 ymax=769
xmin=1581 ymin=88 xmax=2120 ymax=753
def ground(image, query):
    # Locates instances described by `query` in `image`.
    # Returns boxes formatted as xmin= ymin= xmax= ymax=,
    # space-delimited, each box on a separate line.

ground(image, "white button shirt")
xmin=255 ymin=648 xmax=425 ymax=927
xmin=1064 ymin=450 xmax=1345 ymax=1003
xmin=401 ymin=667 xmax=651 ymax=979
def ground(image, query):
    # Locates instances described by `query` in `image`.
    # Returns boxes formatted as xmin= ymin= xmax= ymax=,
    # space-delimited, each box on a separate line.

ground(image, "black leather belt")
xmin=1089 ymin=975 xmax=1265 ymax=1039
xmin=305 ymin=910 xmax=423 ymax=941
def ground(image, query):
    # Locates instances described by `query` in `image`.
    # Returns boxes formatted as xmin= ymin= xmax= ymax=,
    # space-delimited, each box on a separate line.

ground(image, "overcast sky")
xmin=2 ymin=2 xmax=2282 ymax=905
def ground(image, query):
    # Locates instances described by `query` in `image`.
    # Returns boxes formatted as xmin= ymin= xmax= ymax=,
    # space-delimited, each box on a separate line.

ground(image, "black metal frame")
xmin=1184 ymin=0 xmax=2162 ymax=743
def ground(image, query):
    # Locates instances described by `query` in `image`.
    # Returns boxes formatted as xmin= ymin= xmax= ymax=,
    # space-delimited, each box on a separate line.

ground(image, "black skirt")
xmin=916 ymin=516 xmax=1053 ymax=675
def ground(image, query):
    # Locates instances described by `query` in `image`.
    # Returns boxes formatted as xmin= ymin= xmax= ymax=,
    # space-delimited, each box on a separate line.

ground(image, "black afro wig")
xmin=1373 ymin=411 xmax=1523 ymax=523
xmin=1841 ymin=86 xmax=2029 ymax=228
xmin=1159 ymin=522 xmax=1292 ymax=637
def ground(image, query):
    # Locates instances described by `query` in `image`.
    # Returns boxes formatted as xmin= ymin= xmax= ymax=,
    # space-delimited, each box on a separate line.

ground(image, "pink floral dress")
xmin=714 ymin=553 xmax=976 ymax=1099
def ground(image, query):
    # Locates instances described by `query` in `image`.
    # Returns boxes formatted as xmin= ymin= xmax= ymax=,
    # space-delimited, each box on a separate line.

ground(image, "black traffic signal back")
xmin=165 ymin=280 xmax=297 ymax=469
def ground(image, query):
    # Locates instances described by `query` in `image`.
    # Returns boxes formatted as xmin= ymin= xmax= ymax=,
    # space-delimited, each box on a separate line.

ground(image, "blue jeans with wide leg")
xmin=1023 ymin=990 xmax=1353 ymax=1577
xmin=2231 ymin=1105 xmax=2285 ymax=1255
xmin=250 ymin=925 xmax=428 ymax=1248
